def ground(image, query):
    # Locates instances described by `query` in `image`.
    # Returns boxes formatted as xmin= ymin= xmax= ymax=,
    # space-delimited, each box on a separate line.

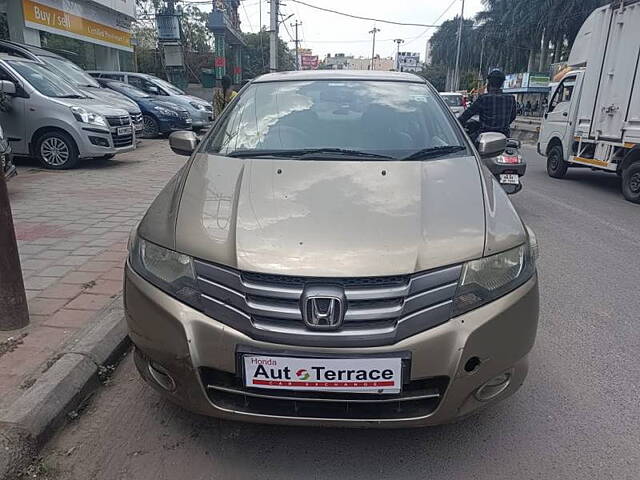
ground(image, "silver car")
xmin=88 ymin=71 xmax=213 ymax=130
xmin=440 ymin=92 xmax=466 ymax=115
xmin=0 ymin=40 xmax=144 ymax=135
xmin=125 ymin=71 xmax=539 ymax=427
xmin=0 ymin=55 xmax=134 ymax=169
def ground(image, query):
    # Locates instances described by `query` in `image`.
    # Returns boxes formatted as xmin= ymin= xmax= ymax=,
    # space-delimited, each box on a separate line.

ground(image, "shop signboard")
xmin=22 ymin=0 xmax=133 ymax=51
xmin=528 ymin=74 xmax=550 ymax=88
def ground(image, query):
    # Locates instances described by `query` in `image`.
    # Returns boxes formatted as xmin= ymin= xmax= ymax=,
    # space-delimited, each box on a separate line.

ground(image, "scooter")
xmin=465 ymin=120 xmax=526 ymax=194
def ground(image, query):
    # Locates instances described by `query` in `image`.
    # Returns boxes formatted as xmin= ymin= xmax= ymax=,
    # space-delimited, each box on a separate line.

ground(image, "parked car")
xmin=0 ymin=40 xmax=143 ymax=136
xmin=125 ymin=70 xmax=540 ymax=427
xmin=88 ymin=71 xmax=212 ymax=131
xmin=96 ymin=79 xmax=192 ymax=138
xmin=0 ymin=54 xmax=134 ymax=169
xmin=440 ymin=92 xmax=466 ymax=115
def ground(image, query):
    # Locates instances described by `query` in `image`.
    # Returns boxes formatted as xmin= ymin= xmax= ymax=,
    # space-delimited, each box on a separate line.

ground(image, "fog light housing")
xmin=148 ymin=361 xmax=176 ymax=392
xmin=474 ymin=372 xmax=511 ymax=402
xmin=89 ymin=136 xmax=110 ymax=147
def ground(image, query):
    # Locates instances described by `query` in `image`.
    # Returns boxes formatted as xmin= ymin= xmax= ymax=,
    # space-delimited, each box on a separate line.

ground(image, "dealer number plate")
xmin=117 ymin=126 xmax=132 ymax=136
xmin=500 ymin=173 xmax=520 ymax=185
xmin=243 ymin=355 xmax=402 ymax=394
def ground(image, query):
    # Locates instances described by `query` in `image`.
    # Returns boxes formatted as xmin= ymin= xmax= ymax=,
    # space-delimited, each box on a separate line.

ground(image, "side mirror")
xmin=169 ymin=131 xmax=199 ymax=156
xmin=0 ymin=80 xmax=16 ymax=96
xmin=477 ymin=132 xmax=507 ymax=159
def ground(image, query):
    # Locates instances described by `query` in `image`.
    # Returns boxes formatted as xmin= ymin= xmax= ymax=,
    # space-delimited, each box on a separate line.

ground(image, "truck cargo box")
xmin=570 ymin=1 xmax=640 ymax=143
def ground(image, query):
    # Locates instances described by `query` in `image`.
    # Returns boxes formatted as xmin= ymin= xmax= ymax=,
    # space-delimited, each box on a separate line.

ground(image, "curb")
xmin=0 ymin=296 xmax=130 ymax=480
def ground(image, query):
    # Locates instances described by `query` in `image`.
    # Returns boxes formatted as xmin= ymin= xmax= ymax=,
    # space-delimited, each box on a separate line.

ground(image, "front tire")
xmin=622 ymin=162 xmax=640 ymax=204
xmin=142 ymin=115 xmax=160 ymax=138
xmin=36 ymin=131 xmax=79 ymax=170
xmin=547 ymin=144 xmax=568 ymax=178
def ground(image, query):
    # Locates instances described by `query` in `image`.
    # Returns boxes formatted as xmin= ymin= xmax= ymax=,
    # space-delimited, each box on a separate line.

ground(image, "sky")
xmin=191 ymin=0 xmax=484 ymax=61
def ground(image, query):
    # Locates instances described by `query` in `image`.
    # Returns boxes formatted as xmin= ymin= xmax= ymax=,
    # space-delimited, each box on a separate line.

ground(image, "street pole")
xmin=269 ymin=0 xmax=278 ymax=72
xmin=369 ymin=26 xmax=381 ymax=70
xmin=478 ymin=35 xmax=485 ymax=91
xmin=394 ymin=39 xmax=404 ymax=71
xmin=0 ymin=164 xmax=29 ymax=330
xmin=453 ymin=0 xmax=465 ymax=91
xmin=292 ymin=20 xmax=302 ymax=71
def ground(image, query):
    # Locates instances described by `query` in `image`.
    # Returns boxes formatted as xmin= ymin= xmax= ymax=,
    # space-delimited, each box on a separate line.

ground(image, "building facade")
xmin=1 ymin=0 xmax=136 ymax=70
xmin=323 ymin=53 xmax=394 ymax=71
xmin=396 ymin=51 xmax=421 ymax=72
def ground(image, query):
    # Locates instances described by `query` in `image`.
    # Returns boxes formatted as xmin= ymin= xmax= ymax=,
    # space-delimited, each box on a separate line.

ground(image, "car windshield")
xmin=441 ymin=95 xmax=463 ymax=107
xmin=151 ymin=77 xmax=184 ymax=95
xmin=207 ymin=80 xmax=466 ymax=160
xmin=8 ymin=60 xmax=85 ymax=98
xmin=40 ymin=56 xmax=100 ymax=88
xmin=109 ymin=82 xmax=151 ymax=99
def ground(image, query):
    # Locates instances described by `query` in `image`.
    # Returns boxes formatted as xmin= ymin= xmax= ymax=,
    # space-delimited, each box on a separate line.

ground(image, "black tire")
xmin=142 ymin=115 xmax=160 ymax=138
xmin=547 ymin=144 xmax=568 ymax=178
xmin=35 ymin=131 xmax=79 ymax=170
xmin=622 ymin=162 xmax=640 ymax=204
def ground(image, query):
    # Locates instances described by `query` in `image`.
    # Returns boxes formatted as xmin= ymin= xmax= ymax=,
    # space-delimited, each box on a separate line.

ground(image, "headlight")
xmin=70 ymin=106 xmax=107 ymax=127
xmin=153 ymin=106 xmax=178 ymax=117
xmin=129 ymin=235 xmax=201 ymax=309
xmin=189 ymin=101 xmax=207 ymax=111
xmin=452 ymin=234 xmax=537 ymax=317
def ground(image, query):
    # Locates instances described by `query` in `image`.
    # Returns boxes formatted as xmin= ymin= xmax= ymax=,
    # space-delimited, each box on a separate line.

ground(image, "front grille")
xmin=200 ymin=366 xmax=448 ymax=420
xmin=131 ymin=113 xmax=143 ymax=125
xmin=111 ymin=133 xmax=133 ymax=148
xmin=106 ymin=115 xmax=130 ymax=127
xmin=194 ymin=261 xmax=462 ymax=347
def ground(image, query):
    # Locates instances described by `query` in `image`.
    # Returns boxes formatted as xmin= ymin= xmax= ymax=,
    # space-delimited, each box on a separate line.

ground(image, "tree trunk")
xmin=553 ymin=36 xmax=562 ymax=64
xmin=539 ymin=28 xmax=548 ymax=72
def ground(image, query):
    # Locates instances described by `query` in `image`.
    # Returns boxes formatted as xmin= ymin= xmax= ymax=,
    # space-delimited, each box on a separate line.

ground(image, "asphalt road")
xmin=38 ymin=146 xmax=640 ymax=480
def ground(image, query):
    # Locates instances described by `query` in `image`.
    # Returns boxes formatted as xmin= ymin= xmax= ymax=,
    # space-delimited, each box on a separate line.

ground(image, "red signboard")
xmin=214 ymin=56 xmax=226 ymax=67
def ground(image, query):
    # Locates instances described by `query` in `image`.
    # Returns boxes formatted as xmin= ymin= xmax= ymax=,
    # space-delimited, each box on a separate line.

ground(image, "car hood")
xmin=139 ymin=154 xmax=525 ymax=277
xmin=52 ymin=97 xmax=129 ymax=117
xmin=149 ymin=99 xmax=187 ymax=112
xmin=185 ymin=95 xmax=209 ymax=106
xmin=78 ymin=87 xmax=141 ymax=114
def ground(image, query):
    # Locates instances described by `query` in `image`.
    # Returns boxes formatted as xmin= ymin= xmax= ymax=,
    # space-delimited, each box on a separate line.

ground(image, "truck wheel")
xmin=36 ymin=131 xmax=79 ymax=170
xmin=622 ymin=162 xmax=640 ymax=204
xmin=547 ymin=145 xmax=568 ymax=178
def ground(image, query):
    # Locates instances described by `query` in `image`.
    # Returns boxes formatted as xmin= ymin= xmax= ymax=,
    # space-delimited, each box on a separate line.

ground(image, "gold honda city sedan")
xmin=124 ymin=71 xmax=539 ymax=427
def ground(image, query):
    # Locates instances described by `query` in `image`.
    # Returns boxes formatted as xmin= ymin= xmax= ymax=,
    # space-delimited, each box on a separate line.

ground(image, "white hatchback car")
xmin=440 ymin=92 xmax=466 ymax=115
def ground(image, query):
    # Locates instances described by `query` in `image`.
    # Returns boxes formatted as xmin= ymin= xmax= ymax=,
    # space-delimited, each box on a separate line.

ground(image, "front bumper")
xmin=158 ymin=117 xmax=193 ymax=133
xmin=190 ymin=108 xmax=213 ymax=128
xmin=78 ymin=127 xmax=135 ymax=158
xmin=124 ymin=265 xmax=539 ymax=427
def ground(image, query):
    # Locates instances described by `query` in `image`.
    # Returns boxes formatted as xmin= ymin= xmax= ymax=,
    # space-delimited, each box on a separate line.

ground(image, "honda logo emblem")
xmin=300 ymin=286 xmax=346 ymax=331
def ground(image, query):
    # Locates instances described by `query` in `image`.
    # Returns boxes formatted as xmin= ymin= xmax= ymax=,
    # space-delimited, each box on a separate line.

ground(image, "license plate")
xmin=117 ymin=126 xmax=132 ymax=136
xmin=500 ymin=174 xmax=520 ymax=185
xmin=243 ymin=355 xmax=402 ymax=394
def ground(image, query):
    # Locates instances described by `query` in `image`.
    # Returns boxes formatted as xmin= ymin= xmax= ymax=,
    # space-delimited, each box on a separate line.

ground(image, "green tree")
xmin=242 ymin=30 xmax=296 ymax=79
xmin=419 ymin=64 xmax=447 ymax=92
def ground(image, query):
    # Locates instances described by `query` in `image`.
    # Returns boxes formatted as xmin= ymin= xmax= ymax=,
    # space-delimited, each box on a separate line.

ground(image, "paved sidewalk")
xmin=0 ymin=139 xmax=185 ymax=410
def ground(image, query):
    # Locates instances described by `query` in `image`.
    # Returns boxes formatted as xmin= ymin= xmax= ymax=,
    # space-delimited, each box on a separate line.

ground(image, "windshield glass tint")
xmin=41 ymin=56 xmax=100 ymax=88
xmin=8 ymin=60 xmax=84 ymax=98
xmin=441 ymin=95 xmax=462 ymax=107
xmin=153 ymin=78 xmax=184 ymax=95
xmin=207 ymin=80 xmax=464 ymax=159
xmin=110 ymin=83 xmax=151 ymax=99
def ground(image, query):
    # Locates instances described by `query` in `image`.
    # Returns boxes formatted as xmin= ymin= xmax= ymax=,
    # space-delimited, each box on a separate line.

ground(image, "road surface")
xmin=37 ymin=146 xmax=640 ymax=480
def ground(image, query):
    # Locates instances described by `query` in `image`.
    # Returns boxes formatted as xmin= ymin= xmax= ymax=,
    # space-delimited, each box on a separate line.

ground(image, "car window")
xmin=441 ymin=95 xmax=462 ymax=107
xmin=109 ymin=82 xmax=151 ymax=99
xmin=206 ymin=80 xmax=466 ymax=160
xmin=128 ymin=76 xmax=162 ymax=94
xmin=549 ymin=76 xmax=576 ymax=112
xmin=101 ymin=73 xmax=125 ymax=81
xmin=151 ymin=78 xmax=184 ymax=95
xmin=40 ymin=56 xmax=100 ymax=88
xmin=7 ymin=60 xmax=85 ymax=98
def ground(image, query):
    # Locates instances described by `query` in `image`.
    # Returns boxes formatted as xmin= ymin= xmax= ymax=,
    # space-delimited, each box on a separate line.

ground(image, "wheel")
xmin=36 ymin=131 xmax=79 ymax=170
xmin=546 ymin=144 xmax=568 ymax=178
xmin=622 ymin=162 xmax=640 ymax=204
xmin=142 ymin=115 xmax=160 ymax=138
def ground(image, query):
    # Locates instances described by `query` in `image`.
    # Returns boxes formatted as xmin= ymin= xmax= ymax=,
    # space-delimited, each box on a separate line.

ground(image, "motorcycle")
xmin=465 ymin=120 xmax=526 ymax=194
xmin=0 ymin=126 xmax=15 ymax=181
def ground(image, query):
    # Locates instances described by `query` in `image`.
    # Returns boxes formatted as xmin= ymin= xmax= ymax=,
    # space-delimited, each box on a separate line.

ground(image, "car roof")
xmin=0 ymin=53 xmax=38 ymax=63
xmin=252 ymin=70 xmax=426 ymax=83
xmin=89 ymin=70 xmax=151 ymax=78
xmin=0 ymin=39 xmax=66 ymax=60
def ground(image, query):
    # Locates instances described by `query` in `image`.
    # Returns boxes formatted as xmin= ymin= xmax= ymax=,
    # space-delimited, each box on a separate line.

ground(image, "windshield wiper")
xmin=57 ymin=94 xmax=85 ymax=99
xmin=401 ymin=145 xmax=466 ymax=161
xmin=228 ymin=148 xmax=394 ymax=160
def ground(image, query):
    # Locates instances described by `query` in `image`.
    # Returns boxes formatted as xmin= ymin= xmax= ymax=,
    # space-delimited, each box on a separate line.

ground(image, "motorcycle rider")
xmin=458 ymin=69 xmax=517 ymax=142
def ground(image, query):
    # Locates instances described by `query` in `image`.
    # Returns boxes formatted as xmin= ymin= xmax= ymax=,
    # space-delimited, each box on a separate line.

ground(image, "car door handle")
xmin=562 ymin=112 xmax=568 ymax=117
